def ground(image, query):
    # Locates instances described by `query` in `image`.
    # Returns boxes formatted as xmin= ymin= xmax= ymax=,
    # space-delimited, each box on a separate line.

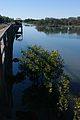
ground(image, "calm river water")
xmin=12 ymin=25 xmax=80 ymax=113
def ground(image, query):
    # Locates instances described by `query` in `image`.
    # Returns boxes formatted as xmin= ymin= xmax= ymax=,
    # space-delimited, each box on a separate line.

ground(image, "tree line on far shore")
xmin=24 ymin=17 xmax=80 ymax=27
xmin=0 ymin=14 xmax=14 ymax=23
xmin=1 ymin=15 xmax=80 ymax=27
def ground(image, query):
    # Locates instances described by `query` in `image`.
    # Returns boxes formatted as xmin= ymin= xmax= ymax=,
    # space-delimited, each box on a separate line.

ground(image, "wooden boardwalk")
xmin=0 ymin=27 xmax=6 ymax=36
xmin=0 ymin=23 xmax=22 ymax=119
xmin=0 ymin=25 xmax=11 ymax=38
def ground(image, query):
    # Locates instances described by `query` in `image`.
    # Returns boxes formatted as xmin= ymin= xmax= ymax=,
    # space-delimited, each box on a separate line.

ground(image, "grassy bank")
xmin=0 ymin=24 xmax=8 ymax=30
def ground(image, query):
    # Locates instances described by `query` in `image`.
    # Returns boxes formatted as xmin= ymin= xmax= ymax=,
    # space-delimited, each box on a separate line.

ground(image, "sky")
xmin=0 ymin=0 xmax=80 ymax=19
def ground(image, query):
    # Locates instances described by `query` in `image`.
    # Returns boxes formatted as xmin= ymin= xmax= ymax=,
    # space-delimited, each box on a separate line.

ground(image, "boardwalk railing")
xmin=0 ymin=24 xmax=11 ymax=63
xmin=0 ymin=23 xmax=22 ymax=118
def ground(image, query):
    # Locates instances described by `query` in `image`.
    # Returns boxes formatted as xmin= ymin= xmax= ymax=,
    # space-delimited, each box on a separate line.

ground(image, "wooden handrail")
xmin=0 ymin=24 xmax=12 ymax=41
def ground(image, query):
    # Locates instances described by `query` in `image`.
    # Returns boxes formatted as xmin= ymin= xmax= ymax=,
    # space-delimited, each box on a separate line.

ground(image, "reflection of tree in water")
xmin=22 ymin=85 xmax=59 ymax=120
xmin=16 ymin=110 xmax=39 ymax=120
xmin=36 ymin=26 xmax=61 ymax=34
xmin=36 ymin=26 xmax=80 ymax=35
xmin=69 ymin=26 xmax=80 ymax=35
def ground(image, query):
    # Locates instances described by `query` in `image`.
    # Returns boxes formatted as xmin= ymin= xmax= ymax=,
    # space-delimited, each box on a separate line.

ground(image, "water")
xmin=13 ymin=25 xmax=80 ymax=82
xmin=12 ymin=25 xmax=80 ymax=114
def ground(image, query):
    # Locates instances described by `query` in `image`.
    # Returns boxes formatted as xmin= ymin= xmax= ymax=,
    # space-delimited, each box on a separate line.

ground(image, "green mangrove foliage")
xmin=73 ymin=97 xmax=80 ymax=120
xmin=57 ymin=75 xmax=70 ymax=111
xmin=19 ymin=45 xmax=72 ymax=119
xmin=20 ymin=45 xmax=63 ymax=87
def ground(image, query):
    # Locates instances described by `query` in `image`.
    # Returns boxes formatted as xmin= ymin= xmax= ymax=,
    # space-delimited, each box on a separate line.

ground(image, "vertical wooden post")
xmin=0 ymin=34 xmax=9 ymax=118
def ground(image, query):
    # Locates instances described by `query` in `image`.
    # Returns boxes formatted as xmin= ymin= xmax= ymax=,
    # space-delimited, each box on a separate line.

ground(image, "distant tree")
xmin=0 ymin=15 xmax=4 ymax=23
xmin=0 ymin=15 xmax=14 ymax=23
xmin=24 ymin=17 xmax=80 ymax=28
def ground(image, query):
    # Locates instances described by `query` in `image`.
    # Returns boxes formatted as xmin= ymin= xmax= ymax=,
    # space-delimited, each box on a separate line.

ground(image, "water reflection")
xmin=36 ymin=26 xmax=80 ymax=35
xmin=11 ymin=25 xmax=80 ymax=119
xmin=16 ymin=27 xmax=23 ymax=41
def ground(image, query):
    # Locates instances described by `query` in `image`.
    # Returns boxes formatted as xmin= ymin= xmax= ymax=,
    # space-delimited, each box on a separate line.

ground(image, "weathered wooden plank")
xmin=0 ymin=24 xmax=12 ymax=41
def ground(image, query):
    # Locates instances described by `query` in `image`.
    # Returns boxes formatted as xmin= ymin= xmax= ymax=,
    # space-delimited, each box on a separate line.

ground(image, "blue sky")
xmin=0 ymin=0 xmax=80 ymax=19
